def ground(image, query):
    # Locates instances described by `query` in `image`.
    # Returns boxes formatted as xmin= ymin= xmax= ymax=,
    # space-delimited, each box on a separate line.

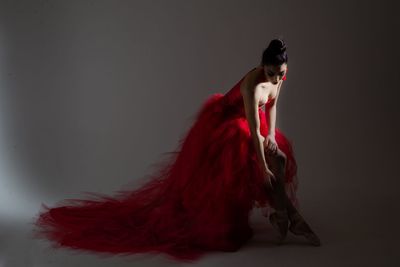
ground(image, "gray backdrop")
xmin=0 ymin=0 xmax=399 ymax=266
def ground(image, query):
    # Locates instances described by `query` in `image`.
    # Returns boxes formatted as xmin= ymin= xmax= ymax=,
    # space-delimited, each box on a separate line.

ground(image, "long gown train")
xmin=31 ymin=67 xmax=299 ymax=262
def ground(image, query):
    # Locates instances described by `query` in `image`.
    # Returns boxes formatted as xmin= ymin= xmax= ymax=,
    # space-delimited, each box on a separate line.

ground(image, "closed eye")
xmin=267 ymin=71 xmax=285 ymax=76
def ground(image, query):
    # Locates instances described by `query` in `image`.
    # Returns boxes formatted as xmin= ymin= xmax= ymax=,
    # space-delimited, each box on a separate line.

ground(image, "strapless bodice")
xmin=221 ymin=67 xmax=273 ymax=115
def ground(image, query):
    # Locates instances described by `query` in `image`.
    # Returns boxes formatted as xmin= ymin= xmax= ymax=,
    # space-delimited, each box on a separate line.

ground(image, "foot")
xmin=288 ymin=212 xmax=321 ymax=246
xmin=269 ymin=209 xmax=289 ymax=243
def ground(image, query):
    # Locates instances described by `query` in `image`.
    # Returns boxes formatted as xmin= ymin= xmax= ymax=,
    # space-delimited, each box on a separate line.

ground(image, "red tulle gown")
xmin=32 ymin=67 xmax=299 ymax=262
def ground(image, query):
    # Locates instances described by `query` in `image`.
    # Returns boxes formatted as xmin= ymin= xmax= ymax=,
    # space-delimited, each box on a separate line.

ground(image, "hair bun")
xmin=261 ymin=38 xmax=288 ymax=65
xmin=268 ymin=38 xmax=286 ymax=55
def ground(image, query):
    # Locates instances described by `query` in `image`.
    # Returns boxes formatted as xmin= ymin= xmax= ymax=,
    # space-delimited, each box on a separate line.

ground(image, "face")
xmin=263 ymin=63 xmax=287 ymax=85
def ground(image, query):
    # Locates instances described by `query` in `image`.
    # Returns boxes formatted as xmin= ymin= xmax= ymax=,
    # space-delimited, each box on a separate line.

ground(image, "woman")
xmin=32 ymin=38 xmax=320 ymax=262
xmin=241 ymin=39 xmax=320 ymax=246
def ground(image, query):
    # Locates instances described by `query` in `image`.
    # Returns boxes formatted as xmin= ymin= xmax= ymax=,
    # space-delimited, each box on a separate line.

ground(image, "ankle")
xmin=288 ymin=211 xmax=301 ymax=222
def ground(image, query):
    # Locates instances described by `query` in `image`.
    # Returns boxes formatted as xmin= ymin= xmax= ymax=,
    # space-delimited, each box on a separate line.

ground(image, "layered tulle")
xmin=32 ymin=70 xmax=299 ymax=262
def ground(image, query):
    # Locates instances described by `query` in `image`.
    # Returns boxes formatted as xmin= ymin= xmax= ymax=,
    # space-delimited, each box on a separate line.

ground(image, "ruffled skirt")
xmin=32 ymin=93 xmax=299 ymax=262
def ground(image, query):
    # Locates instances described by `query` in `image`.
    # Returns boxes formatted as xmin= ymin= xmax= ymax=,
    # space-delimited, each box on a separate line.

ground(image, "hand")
xmin=263 ymin=134 xmax=278 ymax=155
xmin=264 ymin=167 xmax=276 ymax=189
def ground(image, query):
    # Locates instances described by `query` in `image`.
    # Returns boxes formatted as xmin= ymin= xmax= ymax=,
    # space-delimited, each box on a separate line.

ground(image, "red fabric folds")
xmin=32 ymin=67 xmax=299 ymax=262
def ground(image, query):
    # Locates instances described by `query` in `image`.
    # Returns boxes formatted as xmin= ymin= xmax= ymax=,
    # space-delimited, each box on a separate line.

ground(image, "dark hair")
xmin=261 ymin=38 xmax=288 ymax=66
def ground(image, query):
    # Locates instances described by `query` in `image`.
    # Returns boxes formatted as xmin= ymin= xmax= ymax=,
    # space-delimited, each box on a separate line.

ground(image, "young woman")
xmin=240 ymin=39 xmax=320 ymax=246
xmin=32 ymin=38 xmax=320 ymax=263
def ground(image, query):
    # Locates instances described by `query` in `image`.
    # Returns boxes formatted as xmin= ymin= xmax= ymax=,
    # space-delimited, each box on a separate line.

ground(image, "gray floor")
xmin=1 ymin=195 xmax=398 ymax=267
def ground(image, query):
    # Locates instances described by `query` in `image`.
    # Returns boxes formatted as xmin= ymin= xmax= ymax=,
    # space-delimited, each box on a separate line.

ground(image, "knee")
xmin=265 ymin=148 xmax=287 ymax=171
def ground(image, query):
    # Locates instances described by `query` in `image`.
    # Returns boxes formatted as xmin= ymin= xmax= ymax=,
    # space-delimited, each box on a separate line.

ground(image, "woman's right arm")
xmin=240 ymin=72 xmax=272 ymax=181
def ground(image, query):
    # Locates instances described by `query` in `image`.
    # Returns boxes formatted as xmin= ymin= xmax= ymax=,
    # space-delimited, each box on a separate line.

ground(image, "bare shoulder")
xmin=239 ymin=66 xmax=263 ymax=96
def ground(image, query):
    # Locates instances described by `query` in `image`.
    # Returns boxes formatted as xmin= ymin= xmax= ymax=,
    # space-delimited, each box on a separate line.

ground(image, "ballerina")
xmin=32 ymin=38 xmax=320 ymax=263
xmin=241 ymin=39 xmax=321 ymax=246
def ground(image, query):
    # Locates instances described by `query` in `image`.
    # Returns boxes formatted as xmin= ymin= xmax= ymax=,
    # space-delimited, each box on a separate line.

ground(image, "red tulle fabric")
xmin=32 ymin=67 xmax=298 ymax=262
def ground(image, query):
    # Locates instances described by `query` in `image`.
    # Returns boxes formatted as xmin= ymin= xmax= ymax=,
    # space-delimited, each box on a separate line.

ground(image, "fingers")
xmin=266 ymin=175 xmax=277 ymax=190
xmin=266 ymin=179 xmax=274 ymax=190
xmin=266 ymin=145 xmax=278 ymax=155
xmin=266 ymin=169 xmax=277 ymax=186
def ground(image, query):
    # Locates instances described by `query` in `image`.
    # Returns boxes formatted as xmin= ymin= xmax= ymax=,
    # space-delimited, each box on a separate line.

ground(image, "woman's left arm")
xmin=267 ymin=81 xmax=283 ymax=137
xmin=264 ymin=81 xmax=283 ymax=153
xmin=268 ymin=105 xmax=277 ymax=137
